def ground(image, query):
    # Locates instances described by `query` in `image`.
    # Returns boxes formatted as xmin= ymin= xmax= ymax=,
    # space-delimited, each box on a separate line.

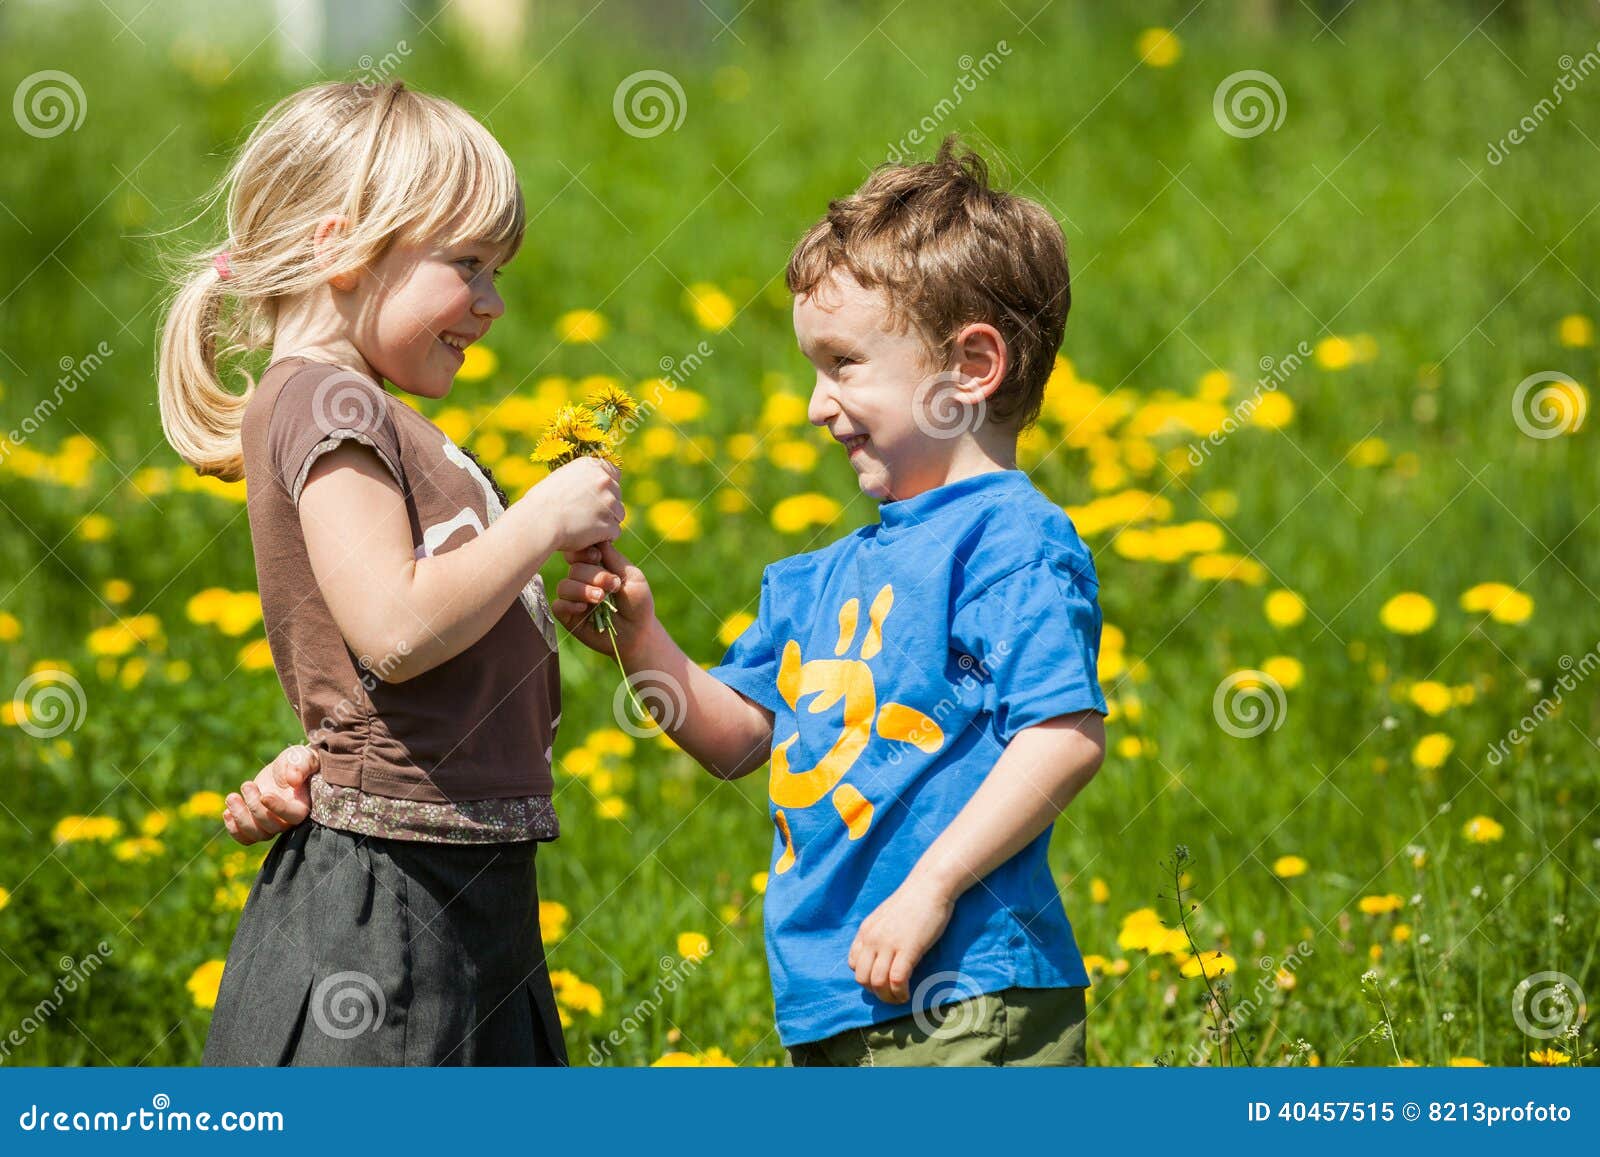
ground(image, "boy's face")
xmin=795 ymin=270 xmax=956 ymax=502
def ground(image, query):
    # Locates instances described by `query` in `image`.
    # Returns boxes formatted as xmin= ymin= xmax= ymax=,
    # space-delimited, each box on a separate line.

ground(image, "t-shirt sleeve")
xmin=951 ymin=557 xmax=1108 ymax=744
xmin=267 ymin=367 xmax=405 ymax=504
xmin=707 ymin=567 xmax=785 ymax=715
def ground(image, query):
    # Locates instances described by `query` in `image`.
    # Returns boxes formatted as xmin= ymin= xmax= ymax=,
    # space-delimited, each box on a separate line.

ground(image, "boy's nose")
xmin=475 ymin=282 xmax=506 ymax=320
xmin=807 ymin=377 xmax=838 ymax=426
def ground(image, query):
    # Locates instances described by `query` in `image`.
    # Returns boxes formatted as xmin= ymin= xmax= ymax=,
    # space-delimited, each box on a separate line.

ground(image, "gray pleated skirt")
xmin=202 ymin=820 xmax=567 ymax=1066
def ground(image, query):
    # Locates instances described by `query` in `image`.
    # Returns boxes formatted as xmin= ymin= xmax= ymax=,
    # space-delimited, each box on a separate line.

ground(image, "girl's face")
xmin=349 ymin=235 xmax=510 ymax=398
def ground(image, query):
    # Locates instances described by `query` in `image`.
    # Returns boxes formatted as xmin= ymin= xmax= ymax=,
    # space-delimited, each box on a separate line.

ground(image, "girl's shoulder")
xmin=243 ymin=357 xmax=407 ymax=500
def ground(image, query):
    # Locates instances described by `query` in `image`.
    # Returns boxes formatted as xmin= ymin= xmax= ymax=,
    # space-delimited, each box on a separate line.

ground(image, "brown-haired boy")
xmin=559 ymin=137 xmax=1107 ymax=1064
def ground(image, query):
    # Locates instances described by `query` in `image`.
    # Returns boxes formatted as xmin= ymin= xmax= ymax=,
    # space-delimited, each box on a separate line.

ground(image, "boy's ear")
xmin=947 ymin=322 xmax=1008 ymax=403
xmin=312 ymin=214 xmax=361 ymax=291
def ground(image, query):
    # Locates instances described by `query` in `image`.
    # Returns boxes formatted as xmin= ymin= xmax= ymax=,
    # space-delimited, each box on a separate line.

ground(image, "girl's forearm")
xmin=386 ymin=501 xmax=561 ymax=679
xmin=618 ymin=617 xmax=774 ymax=778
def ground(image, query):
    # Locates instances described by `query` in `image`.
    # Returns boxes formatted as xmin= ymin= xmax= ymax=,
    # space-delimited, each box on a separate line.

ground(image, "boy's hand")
xmin=553 ymin=542 xmax=655 ymax=659
xmin=848 ymin=878 xmax=956 ymax=1004
xmin=223 ymin=745 xmax=317 ymax=845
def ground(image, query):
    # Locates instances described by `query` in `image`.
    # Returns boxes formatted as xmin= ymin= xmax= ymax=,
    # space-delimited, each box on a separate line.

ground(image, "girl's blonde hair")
xmin=158 ymin=80 xmax=524 ymax=480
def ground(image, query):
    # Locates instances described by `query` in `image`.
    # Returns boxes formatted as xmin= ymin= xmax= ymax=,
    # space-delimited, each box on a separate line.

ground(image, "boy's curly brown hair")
xmin=786 ymin=135 xmax=1069 ymax=430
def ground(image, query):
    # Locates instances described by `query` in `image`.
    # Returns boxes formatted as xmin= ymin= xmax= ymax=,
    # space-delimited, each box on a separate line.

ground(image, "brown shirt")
xmin=241 ymin=357 xmax=561 ymax=839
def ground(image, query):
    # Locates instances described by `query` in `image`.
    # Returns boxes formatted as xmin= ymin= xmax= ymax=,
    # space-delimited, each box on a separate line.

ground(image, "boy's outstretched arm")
xmin=848 ymin=710 xmax=1106 ymax=1005
xmin=555 ymin=543 xmax=775 ymax=779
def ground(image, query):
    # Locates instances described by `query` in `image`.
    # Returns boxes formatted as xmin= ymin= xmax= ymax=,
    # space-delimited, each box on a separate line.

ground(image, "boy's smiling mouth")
xmin=836 ymin=432 xmax=870 ymax=456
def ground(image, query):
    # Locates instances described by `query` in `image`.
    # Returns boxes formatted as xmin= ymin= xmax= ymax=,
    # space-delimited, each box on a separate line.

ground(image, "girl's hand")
xmin=224 ymin=745 xmax=317 ymax=845
xmin=531 ymin=458 xmax=624 ymax=554
xmin=553 ymin=542 xmax=655 ymax=658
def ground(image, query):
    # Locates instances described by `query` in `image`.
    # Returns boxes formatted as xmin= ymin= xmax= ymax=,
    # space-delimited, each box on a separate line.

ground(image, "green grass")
xmin=0 ymin=0 xmax=1596 ymax=1066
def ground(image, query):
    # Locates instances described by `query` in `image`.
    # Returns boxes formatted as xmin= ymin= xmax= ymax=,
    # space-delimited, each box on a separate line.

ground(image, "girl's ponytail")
xmin=157 ymin=255 xmax=250 ymax=481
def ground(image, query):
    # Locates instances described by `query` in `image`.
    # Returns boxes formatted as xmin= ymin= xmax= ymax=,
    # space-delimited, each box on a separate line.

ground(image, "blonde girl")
xmin=158 ymin=80 xmax=623 ymax=1065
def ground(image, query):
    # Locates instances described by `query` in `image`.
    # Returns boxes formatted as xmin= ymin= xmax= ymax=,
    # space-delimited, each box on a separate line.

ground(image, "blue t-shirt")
xmin=710 ymin=469 xmax=1108 ymax=1046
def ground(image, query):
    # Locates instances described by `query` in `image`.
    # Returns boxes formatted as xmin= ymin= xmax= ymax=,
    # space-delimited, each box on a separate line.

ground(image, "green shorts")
xmin=787 ymin=985 xmax=1088 ymax=1067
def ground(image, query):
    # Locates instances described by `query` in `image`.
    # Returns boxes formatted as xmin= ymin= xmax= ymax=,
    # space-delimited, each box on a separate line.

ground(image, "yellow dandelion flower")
xmin=1263 ymin=589 xmax=1306 ymax=628
xmin=1248 ymin=391 xmax=1295 ymax=429
xmin=1448 ymin=1056 xmax=1486 ymax=1066
xmin=1090 ymin=877 xmax=1111 ymax=903
xmin=1412 ymin=732 xmax=1454 ymax=771
xmin=456 ymin=344 xmax=498 ymax=382
xmin=1179 ymin=951 xmax=1235 ymax=979
xmin=685 ymin=282 xmax=736 ymax=331
xmin=1380 ymin=592 xmax=1436 ymax=634
xmin=532 ymin=436 xmax=575 ymax=463
xmin=677 ymin=931 xmax=712 ymax=962
xmin=1529 ymin=1048 xmax=1569 ymax=1066
xmin=1272 ymin=855 xmax=1308 ymax=879
xmin=1358 ymin=893 xmax=1405 ymax=916
xmin=1408 ymin=680 xmax=1454 ymax=716
xmin=1461 ymin=814 xmax=1504 ymax=843
xmin=52 ymin=815 xmax=123 ymax=843
xmin=1557 ymin=314 xmax=1593 ymax=348
xmin=1136 ymin=27 xmax=1181 ymax=67
xmin=186 ymin=960 xmax=225 ymax=1009
xmin=750 ymin=871 xmax=768 ymax=895
xmin=1392 ymin=923 xmax=1412 ymax=943
xmin=596 ymin=797 xmax=627 ymax=820
xmin=0 ymin=885 xmax=10 ymax=911
xmin=555 ymin=309 xmax=608 ymax=343
xmin=0 ymin=611 xmax=19 ymax=642
xmin=102 ymin=578 xmax=133 ymax=604
xmin=717 ymin=612 xmax=755 ymax=648
xmin=771 ymin=493 xmax=842 ymax=535
xmin=586 ymin=382 xmax=639 ymax=425
xmin=647 ymin=499 xmax=701 ymax=543
xmin=237 ymin=639 xmax=275 ymax=671
xmin=180 ymin=790 xmax=225 ymax=820
xmin=540 ymin=900 xmax=569 ymax=943
xmin=1262 ymin=655 xmax=1304 ymax=690
xmin=112 ymin=837 xmax=164 ymax=862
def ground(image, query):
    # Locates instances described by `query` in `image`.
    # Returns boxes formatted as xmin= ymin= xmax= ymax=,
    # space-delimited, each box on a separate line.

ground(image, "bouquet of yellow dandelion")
xmin=532 ymin=383 xmax=647 ymax=713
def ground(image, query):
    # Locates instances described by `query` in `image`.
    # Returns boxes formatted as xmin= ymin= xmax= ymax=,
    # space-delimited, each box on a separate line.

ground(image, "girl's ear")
xmin=312 ymin=214 xmax=361 ymax=291
xmin=949 ymin=322 xmax=1008 ymax=402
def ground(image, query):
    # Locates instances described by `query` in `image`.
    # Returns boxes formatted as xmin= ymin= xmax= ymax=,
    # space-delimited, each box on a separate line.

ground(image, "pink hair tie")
xmin=213 ymin=251 xmax=234 ymax=281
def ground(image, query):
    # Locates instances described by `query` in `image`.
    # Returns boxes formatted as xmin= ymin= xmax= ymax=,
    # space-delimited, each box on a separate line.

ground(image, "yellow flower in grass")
xmin=1412 ymin=733 xmax=1454 ymax=771
xmin=1263 ymin=589 xmax=1306 ymax=628
xmin=1458 ymin=582 xmax=1533 ymax=624
xmin=1262 ymin=656 xmax=1304 ymax=691
xmin=180 ymin=790 xmax=225 ymax=820
xmin=1178 ymin=951 xmax=1235 ymax=980
xmin=539 ymin=900 xmax=569 ymax=943
xmin=1358 ymin=893 xmax=1405 ymax=916
xmin=550 ymin=969 xmax=604 ymax=1016
xmin=647 ymin=499 xmax=700 ymax=543
xmin=1529 ymin=1048 xmax=1569 ymax=1066
xmin=237 ymin=639 xmax=275 ymax=671
xmin=585 ymin=729 xmax=635 ymax=757
xmin=652 ymin=1047 xmax=735 ymax=1067
xmin=1558 ymin=314 xmax=1593 ymax=347
xmin=1392 ymin=923 xmax=1412 ymax=943
xmin=586 ymin=381 xmax=640 ymax=426
xmin=187 ymin=960 xmax=225 ymax=1010
xmin=1408 ymin=680 xmax=1454 ymax=716
xmin=555 ymin=309 xmax=608 ymax=343
xmin=1449 ymin=1056 xmax=1486 ymax=1066
xmin=677 ymin=931 xmax=712 ymax=962
xmin=0 ymin=611 xmax=19 ymax=641
xmin=0 ymin=885 xmax=10 ymax=911
xmin=1136 ymin=27 xmax=1181 ymax=67
xmin=1089 ymin=877 xmax=1111 ymax=904
xmin=596 ymin=797 xmax=627 ymax=820
xmin=52 ymin=815 xmax=123 ymax=843
xmin=1272 ymin=855 xmax=1308 ymax=879
xmin=102 ymin=578 xmax=132 ymax=604
xmin=750 ymin=871 xmax=768 ymax=895
xmin=112 ymin=837 xmax=164 ymax=862
xmin=685 ymin=282 xmax=736 ymax=331
xmin=718 ymin=612 xmax=755 ymax=647
xmin=532 ymin=436 xmax=574 ymax=463
xmin=1380 ymin=592 xmax=1436 ymax=634
xmin=771 ymin=493 xmax=841 ymax=534
xmin=1462 ymin=815 xmax=1504 ymax=843
xmin=78 ymin=513 xmax=114 ymax=541
xmin=1248 ymin=391 xmax=1295 ymax=429
xmin=456 ymin=344 xmax=497 ymax=382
